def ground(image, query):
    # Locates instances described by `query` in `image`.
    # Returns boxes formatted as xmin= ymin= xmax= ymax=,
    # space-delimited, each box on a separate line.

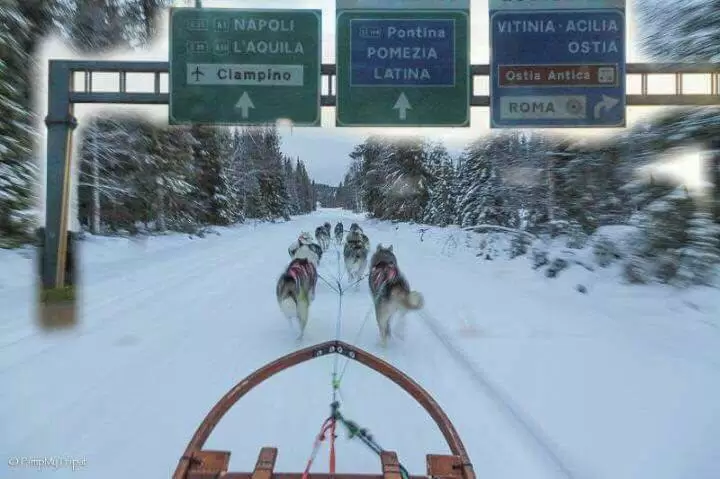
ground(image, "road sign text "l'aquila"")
xmin=169 ymin=8 xmax=321 ymax=126
xmin=490 ymin=0 xmax=626 ymax=129
xmin=336 ymin=0 xmax=469 ymax=127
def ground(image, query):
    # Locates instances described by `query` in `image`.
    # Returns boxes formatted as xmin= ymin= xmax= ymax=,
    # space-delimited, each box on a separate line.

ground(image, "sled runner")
xmin=172 ymin=340 xmax=475 ymax=479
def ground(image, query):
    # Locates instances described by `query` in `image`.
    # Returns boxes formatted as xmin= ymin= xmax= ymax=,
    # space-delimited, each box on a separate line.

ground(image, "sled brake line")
xmin=301 ymin=402 xmax=411 ymax=479
xmin=303 ymin=244 xmax=409 ymax=479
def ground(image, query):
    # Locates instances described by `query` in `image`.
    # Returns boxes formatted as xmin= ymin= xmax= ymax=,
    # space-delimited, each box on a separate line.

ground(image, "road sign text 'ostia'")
xmin=489 ymin=0 xmax=626 ymax=128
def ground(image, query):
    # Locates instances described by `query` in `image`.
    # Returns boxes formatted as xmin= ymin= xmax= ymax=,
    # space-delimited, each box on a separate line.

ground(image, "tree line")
xmin=333 ymin=0 xmax=720 ymax=287
xmin=1 ymin=0 xmax=320 ymax=240
xmin=337 ymin=110 xmax=720 ymax=287
xmin=0 ymin=0 xmax=169 ymax=245
xmin=79 ymin=119 xmax=315 ymax=235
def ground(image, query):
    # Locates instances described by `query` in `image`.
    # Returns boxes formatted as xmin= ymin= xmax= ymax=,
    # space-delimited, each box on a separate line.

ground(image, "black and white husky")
xmin=368 ymin=244 xmax=424 ymax=346
xmin=315 ymin=225 xmax=331 ymax=251
xmin=334 ymin=222 xmax=344 ymax=244
xmin=289 ymin=233 xmax=323 ymax=264
xmin=343 ymin=229 xmax=370 ymax=281
xmin=276 ymin=245 xmax=318 ymax=339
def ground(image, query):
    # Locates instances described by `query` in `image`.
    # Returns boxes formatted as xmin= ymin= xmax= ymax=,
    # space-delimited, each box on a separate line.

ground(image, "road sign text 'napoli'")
xmin=169 ymin=8 xmax=321 ymax=126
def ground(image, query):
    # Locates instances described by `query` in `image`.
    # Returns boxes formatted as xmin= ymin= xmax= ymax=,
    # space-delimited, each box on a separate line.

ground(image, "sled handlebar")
xmin=173 ymin=340 xmax=475 ymax=479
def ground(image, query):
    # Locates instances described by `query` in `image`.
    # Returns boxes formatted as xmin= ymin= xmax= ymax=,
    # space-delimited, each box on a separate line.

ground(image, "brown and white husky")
xmin=368 ymin=244 xmax=424 ymax=346
xmin=276 ymin=245 xmax=318 ymax=339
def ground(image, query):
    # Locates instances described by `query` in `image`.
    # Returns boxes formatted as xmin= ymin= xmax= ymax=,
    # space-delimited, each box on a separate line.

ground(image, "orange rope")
xmin=301 ymin=417 xmax=337 ymax=479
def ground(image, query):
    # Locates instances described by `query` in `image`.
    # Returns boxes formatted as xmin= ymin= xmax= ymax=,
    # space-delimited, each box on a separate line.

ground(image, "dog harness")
xmin=287 ymin=259 xmax=317 ymax=287
xmin=370 ymin=262 xmax=398 ymax=293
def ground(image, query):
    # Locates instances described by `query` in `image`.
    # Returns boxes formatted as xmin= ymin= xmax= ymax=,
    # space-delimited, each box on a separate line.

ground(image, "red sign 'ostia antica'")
xmin=498 ymin=64 xmax=618 ymax=87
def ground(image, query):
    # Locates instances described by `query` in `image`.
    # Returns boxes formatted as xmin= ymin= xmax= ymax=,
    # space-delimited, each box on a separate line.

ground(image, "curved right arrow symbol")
xmin=593 ymin=95 xmax=619 ymax=119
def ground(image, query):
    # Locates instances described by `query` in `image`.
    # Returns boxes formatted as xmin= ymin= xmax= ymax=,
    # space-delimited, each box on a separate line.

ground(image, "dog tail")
xmin=402 ymin=291 xmax=425 ymax=310
xmin=279 ymin=296 xmax=296 ymax=318
xmin=277 ymin=274 xmax=297 ymax=317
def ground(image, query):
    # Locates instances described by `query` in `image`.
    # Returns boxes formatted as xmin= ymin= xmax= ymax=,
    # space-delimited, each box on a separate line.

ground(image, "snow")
xmin=2 ymin=210 xmax=720 ymax=478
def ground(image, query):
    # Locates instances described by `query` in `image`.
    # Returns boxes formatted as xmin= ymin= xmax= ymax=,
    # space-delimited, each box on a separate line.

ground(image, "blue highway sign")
xmin=349 ymin=19 xmax=456 ymax=87
xmin=489 ymin=0 xmax=626 ymax=128
xmin=336 ymin=0 xmax=469 ymax=127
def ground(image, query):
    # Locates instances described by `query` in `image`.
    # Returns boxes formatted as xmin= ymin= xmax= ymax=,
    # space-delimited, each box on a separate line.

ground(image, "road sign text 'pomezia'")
xmin=336 ymin=0 xmax=470 ymax=127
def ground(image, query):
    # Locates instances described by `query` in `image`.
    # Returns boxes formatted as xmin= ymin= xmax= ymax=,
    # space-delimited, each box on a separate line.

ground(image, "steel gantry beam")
xmin=60 ymin=60 xmax=720 ymax=107
xmin=40 ymin=59 xmax=720 ymax=324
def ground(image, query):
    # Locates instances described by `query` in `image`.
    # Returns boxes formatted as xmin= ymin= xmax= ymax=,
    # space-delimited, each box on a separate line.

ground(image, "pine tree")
xmin=284 ymin=157 xmax=299 ymax=215
xmin=127 ymin=0 xmax=168 ymax=47
xmin=351 ymin=136 xmax=394 ymax=218
xmin=636 ymin=0 xmax=720 ymax=63
xmin=77 ymin=118 xmax=136 ymax=233
xmin=63 ymin=0 xmax=169 ymax=52
xmin=456 ymin=138 xmax=509 ymax=228
xmin=675 ymin=211 xmax=720 ymax=286
xmin=190 ymin=125 xmax=239 ymax=225
xmin=627 ymin=185 xmax=696 ymax=283
xmin=423 ymin=147 xmax=456 ymax=227
xmin=66 ymin=0 xmax=127 ymax=52
xmin=157 ymin=126 xmax=198 ymax=232
xmin=311 ymin=180 xmax=318 ymax=211
xmin=383 ymin=138 xmax=431 ymax=222
xmin=0 ymin=2 xmax=37 ymax=242
xmin=232 ymin=126 xmax=290 ymax=221
xmin=295 ymin=159 xmax=313 ymax=213
xmin=636 ymin=0 xmax=720 ymax=225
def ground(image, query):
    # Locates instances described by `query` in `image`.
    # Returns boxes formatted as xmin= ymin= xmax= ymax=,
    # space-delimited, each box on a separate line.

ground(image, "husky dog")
xmin=344 ymin=229 xmax=370 ymax=280
xmin=334 ymin=222 xmax=344 ymax=244
xmin=347 ymin=223 xmax=370 ymax=249
xmin=289 ymin=232 xmax=323 ymax=264
xmin=368 ymin=244 xmax=424 ymax=346
xmin=323 ymin=222 xmax=332 ymax=235
xmin=276 ymin=245 xmax=319 ymax=339
xmin=315 ymin=225 xmax=331 ymax=251
xmin=343 ymin=237 xmax=369 ymax=282
xmin=346 ymin=227 xmax=370 ymax=250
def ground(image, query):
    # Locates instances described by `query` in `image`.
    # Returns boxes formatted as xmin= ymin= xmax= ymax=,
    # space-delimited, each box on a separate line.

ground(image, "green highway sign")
xmin=335 ymin=0 xmax=470 ymax=127
xmin=169 ymin=8 xmax=321 ymax=126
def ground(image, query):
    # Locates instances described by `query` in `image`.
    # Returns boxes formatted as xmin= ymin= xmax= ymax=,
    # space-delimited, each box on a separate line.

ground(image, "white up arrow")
xmin=593 ymin=94 xmax=620 ymax=119
xmin=393 ymin=92 xmax=412 ymax=120
xmin=235 ymin=92 xmax=255 ymax=119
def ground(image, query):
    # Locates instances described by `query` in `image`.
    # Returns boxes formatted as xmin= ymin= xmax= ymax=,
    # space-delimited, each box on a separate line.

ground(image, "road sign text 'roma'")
xmin=489 ymin=0 xmax=626 ymax=128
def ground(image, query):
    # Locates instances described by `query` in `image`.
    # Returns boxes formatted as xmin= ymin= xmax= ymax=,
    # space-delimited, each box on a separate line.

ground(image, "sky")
xmin=33 ymin=0 xmax=710 ymax=193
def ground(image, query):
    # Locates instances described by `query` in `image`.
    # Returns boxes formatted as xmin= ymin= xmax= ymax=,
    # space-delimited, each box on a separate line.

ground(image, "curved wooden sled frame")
xmin=173 ymin=340 xmax=476 ymax=479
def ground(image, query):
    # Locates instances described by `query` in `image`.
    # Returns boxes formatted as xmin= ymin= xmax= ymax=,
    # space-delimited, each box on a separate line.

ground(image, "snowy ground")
xmin=1 ymin=209 xmax=719 ymax=479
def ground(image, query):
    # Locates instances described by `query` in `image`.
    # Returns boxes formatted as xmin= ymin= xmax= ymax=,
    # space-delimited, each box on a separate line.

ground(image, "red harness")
xmin=370 ymin=263 xmax=397 ymax=292
xmin=287 ymin=259 xmax=317 ymax=287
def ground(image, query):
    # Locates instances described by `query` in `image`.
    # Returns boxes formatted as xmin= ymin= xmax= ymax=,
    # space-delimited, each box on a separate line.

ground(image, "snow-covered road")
xmin=2 ymin=210 xmax=719 ymax=479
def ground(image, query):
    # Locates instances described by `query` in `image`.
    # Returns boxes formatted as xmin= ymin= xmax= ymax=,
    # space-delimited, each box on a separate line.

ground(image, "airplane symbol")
xmin=191 ymin=66 xmax=204 ymax=82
